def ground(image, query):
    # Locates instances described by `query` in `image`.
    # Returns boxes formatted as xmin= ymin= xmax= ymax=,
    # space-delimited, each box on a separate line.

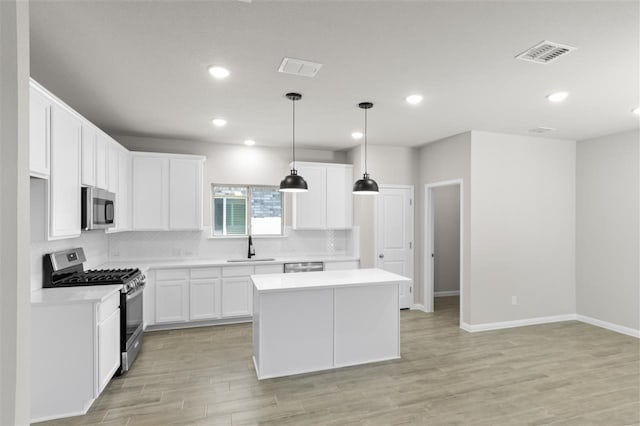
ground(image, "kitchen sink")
xmin=227 ymin=258 xmax=276 ymax=263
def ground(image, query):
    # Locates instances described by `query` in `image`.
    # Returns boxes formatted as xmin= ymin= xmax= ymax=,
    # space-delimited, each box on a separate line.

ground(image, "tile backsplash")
xmin=108 ymin=226 xmax=358 ymax=262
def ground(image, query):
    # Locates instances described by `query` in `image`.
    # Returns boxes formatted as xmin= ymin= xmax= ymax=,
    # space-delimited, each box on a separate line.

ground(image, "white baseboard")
xmin=576 ymin=314 xmax=640 ymax=338
xmin=434 ymin=290 xmax=460 ymax=297
xmin=410 ymin=303 xmax=425 ymax=311
xmin=460 ymin=314 xmax=577 ymax=333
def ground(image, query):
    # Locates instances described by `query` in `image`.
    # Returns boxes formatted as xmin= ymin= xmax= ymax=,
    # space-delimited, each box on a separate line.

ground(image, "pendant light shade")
xmin=353 ymin=101 xmax=379 ymax=195
xmin=280 ymin=92 xmax=308 ymax=193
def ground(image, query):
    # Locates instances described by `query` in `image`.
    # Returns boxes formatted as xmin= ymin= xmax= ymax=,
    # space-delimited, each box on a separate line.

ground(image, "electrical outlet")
xmin=511 ymin=296 xmax=518 ymax=305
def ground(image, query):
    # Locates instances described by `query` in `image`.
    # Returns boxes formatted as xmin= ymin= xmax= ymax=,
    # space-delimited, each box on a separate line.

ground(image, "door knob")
xmin=379 ymin=254 xmax=384 ymax=259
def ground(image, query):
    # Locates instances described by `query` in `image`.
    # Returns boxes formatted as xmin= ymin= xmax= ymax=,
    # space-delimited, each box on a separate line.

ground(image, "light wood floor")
xmin=38 ymin=297 xmax=640 ymax=425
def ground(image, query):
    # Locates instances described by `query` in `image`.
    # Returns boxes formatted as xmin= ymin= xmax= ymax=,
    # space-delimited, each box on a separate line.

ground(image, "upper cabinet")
xmin=80 ymin=124 xmax=96 ymax=187
xmin=49 ymin=102 xmax=82 ymax=239
xmin=94 ymin=134 xmax=109 ymax=190
xmin=29 ymin=86 xmax=51 ymax=179
xmin=132 ymin=153 xmax=204 ymax=231
xmin=292 ymin=162 xmax=353 ymax=230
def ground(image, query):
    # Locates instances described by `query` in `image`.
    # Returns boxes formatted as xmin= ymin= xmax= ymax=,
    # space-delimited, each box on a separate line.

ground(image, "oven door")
xmin=120 ymin=284 xmax=144 ymax=374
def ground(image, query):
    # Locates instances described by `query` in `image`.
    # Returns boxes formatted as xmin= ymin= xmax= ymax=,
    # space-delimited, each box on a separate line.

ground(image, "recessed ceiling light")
xmin=211 ymin=118 xmax=227 ymax=127
xmin=208 ymin=66 xmax=230 ymax=79
xmin=351 ymin=131 xmax=363 ymax=140
xmin=244 ymin=139 xmax=255 ymax=146
xmin=405 ymin=94 xmax=423 ymax=105
xmin=633 ymin=107 xmax=640 ymax=115
xmin=546 ymin=91 xmax=569 ymax=103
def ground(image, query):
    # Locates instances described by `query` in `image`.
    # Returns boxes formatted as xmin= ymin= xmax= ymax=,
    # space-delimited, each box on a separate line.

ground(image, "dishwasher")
xmin=283 ymin=262 xmax=324 ymax=273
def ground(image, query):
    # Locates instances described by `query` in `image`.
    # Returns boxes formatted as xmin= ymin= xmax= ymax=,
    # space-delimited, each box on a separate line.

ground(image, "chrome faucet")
xmin=248 ymin=235 xmax=256 ymax=259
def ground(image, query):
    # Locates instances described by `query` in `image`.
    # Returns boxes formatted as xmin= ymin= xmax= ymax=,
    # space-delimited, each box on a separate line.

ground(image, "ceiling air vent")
xmin=515 ymin=40 xmax=576 ymax=64
xmin=278 ymin=57 xmax=322 ymax=78
xmin=528 ymin=127 xmax=556 ymax=134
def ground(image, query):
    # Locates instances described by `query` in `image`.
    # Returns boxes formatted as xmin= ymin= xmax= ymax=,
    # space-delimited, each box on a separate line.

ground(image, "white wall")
xmin=469 ymin=131 xmax=576 ymax=325
xmin=346 ymin=144 xmax=417 ymax=269
xmin=0 ymin=1 xmax=31 ymax=423
xmin=416 ymin=132 xmax=471 ymax=317
xmin=433 ymin=185 xmax=460 ymax=294
xmin=29 ymin=179 xmax=109 ymax=291
xmin=115 ymin=135 xmax=347 ymax=228
xmin=576 ymin=129 xmax=639 ymax=332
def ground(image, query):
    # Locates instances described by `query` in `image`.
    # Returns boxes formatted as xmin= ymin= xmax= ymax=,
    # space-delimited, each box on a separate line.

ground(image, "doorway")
xmin=374 ymin=185 xmax=414 ymax=309
xmin=424 ymin=179 xmax=464 ymax=326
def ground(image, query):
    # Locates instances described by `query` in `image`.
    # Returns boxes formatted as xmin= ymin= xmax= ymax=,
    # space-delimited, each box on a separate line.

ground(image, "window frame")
xmin=211 ymin=184 xmax=284 ymax=238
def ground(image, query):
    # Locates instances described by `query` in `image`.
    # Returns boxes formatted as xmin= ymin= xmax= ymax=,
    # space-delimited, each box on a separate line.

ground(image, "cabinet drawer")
xmin=190 ymin=267 xmax=221 ymax=279
xmin=222 ymin=266 xmax=254 ymax=277
xmin=98 ymin=291 xmax=120 ymax=323
xmin=156 ymin=268 xmax=189 ymax=281
xmin=254 ymin=264 xmax=283 ymax=275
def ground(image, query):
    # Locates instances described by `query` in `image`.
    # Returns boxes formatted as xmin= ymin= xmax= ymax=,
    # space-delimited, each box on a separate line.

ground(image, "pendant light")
xmin=280 ymin=92 xmax=308 ymax=192
xmin=353 ymin=102 xmax=379 ymax=194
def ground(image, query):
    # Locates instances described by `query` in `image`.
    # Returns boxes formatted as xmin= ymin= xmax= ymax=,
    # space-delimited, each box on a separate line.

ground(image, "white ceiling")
xmin=29 ymin=1 xmax=639 ymax=150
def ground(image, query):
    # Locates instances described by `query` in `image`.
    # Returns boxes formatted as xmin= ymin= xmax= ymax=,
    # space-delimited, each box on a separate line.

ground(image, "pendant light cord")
xmin=292 ymin=98 xmax=296 ymax=170
xmin=364 ymin=107 xmax=368 ymax=175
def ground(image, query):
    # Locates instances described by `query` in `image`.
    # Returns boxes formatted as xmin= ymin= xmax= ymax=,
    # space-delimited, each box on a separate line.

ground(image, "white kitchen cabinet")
xmin=97 ymin=305 xmax=120 ymax=393
xmin=222 ymin=276 xmax=253 ymax=317
xmin=132 ymin=155 xmax=169 ymax=230
xmin=190 ymin=279 xmax=222 ymax=320
xmin=155 ymin=277 xmax=189 ymax=323
xmin=169 ymin=157 xmax=204 ymax=230
xmin=48 ymin=102 xmax=82 ymax=240
xmin=107 ymin=140 xmax=119 ymax=194
xmin=292 ymin=162 xmax=353 ymax=230
xmin=292 ymin=164 xmax=326 ymax=229
xmin=29 ymin=86 xmax=51 ymax=179
xmin=132 ymin=153 xmax=204 ymax=231
xmin=326 ymin=165 xmax=353 ymax=229
xmin=81 ymin=123 xmax=96 ymax=186
xmin=95 ymin=134 xmax=109 ymax=190
xmin=118 ymin=150 xmax=132 ymax=231
xmin=31 ymin=289 xmax=121 ymax=422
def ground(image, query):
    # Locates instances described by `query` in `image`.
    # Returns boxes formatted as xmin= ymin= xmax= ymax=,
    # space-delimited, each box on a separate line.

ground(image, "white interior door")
xmin=375 ymin=186 xmax=414 ymax=309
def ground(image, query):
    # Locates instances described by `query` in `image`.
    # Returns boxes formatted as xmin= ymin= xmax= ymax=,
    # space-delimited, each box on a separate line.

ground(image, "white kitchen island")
xmin=251 ymin=268 xmax=411 ymax=380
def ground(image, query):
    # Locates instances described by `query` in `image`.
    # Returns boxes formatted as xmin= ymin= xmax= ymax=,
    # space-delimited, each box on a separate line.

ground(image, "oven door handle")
xmin=125 ymin=284 xmax=146 ymax=301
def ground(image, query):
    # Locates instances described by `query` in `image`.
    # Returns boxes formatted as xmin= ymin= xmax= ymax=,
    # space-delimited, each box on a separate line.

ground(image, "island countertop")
xmin=251 ymin=268 xmax=410 ymax=293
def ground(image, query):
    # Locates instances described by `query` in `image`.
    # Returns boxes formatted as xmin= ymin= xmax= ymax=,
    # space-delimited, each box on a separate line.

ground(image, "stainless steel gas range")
xmin=43 ymin=248 xmax=145 ymax=374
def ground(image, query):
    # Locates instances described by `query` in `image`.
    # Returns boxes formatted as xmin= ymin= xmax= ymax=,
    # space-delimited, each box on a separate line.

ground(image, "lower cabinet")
xmin=324 ymin=260 xmax=360 ymax=271
xmin=155 ymin=278 xmax=189 ymax=323
xmin=97 ymin=308 xmax=120 ymax=393
xmin=222 ymin=276 xmax=253 ymax=317
xmin=31 ymin=291 xmax=120 ymax=422
xmin=190 ymin=278 xmax=221 ymax=320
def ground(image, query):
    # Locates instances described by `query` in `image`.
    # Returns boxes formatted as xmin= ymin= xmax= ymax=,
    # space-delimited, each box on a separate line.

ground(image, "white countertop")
xmin=31 ymin=284 xmax=122 ymax=305
xmin=251 ymin=268 xmax=411 ymax=292
xmin=99 ymin=255 xmax=359 ymax=273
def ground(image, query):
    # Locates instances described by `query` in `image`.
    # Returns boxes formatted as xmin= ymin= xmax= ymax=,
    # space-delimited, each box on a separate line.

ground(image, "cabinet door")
xmin=292 ymin=165 xmax=326 ymax=229
xmin=326 ymin=166 xmax=353 ymax=229
xmin=190 ymin=279 xmax=221 ymax=321
xmin=97 ymin=308 xmax=120 ymax=393
xmin=80 ymin=124 xmax=96 ymax=187
xmin=324 ymin=261 xmax=360 ymax=271
xmin=155 ymin=279 xmax=189 ymax=323
xmin=169 ymin=158 xmax=203 ymax=230
xmin=132 ymin=156 xmax=169 ymax=230
xmin=118 ymin=151 xmax=132 ymax=231
xmin=95 ymin=134 xmax=109 ymax=190
xmin=49 ymin=103 xmax=81 ymax=239
xmin=222 ymin=277 xmax=252 ymax=317
xmin=29 ymin=88 xmax=51 ymax=178
xmin=107 ymin=141 xmax=119 ymax=194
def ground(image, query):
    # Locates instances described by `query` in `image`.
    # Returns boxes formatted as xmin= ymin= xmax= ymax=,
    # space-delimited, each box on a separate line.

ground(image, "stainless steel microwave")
xmin=81 ymin=187 xmax=115 ymax=230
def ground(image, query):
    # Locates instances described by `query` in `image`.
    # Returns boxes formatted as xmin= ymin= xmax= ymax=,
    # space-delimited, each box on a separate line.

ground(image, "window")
xmin=212 ymin=185 xmax=283 ymax=236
